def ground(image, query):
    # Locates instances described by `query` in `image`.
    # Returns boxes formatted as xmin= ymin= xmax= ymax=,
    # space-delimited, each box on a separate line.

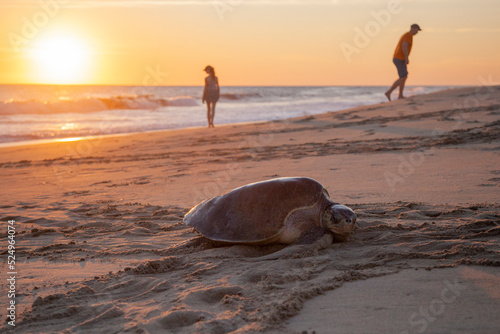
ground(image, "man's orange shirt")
xmin=393 ymin=32 xmax=413 ymax=60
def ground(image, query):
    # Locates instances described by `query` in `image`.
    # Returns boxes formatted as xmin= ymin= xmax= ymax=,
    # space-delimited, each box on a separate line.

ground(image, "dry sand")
xmin=0 ymin=86 xmax=499 ymax=333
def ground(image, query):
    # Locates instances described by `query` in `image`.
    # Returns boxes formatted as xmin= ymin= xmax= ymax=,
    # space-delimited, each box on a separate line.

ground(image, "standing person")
xmin=385 ymin=24 xmax=422 ymax=101
xmin=202 ymin=65 xmax=220 ymax=128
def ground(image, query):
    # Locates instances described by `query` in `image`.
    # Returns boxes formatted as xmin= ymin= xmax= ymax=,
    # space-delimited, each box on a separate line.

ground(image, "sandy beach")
xmin=1 ymin=86 xmax=499 ymax=333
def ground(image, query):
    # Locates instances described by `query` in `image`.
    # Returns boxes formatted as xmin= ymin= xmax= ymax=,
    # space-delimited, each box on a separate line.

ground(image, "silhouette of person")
xmin=385 ymin=24 xmax=421 ymax=101
xmin=202 ymin=65 xmax=220 ymax=128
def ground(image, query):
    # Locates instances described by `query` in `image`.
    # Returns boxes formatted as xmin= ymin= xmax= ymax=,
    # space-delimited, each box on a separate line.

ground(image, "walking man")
xmin=385 ymin=24 xmax=421 ymax=101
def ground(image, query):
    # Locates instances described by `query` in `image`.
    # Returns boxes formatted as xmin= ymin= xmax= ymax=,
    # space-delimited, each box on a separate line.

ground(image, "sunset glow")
xmin=0 ymin=4 xmax=499 ymax=332
xmin=30 ymin=32 xmax=91 ymax=84
xmin=1 ymin=0 xmax=499 ymax=86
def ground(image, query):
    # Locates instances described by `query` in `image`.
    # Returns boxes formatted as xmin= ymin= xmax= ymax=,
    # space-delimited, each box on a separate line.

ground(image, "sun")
xmin=31 ymin=32 xmax=91 ymax=84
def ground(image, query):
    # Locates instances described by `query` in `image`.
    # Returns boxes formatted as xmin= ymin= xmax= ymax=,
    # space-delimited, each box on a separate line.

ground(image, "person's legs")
xmin=386 ymin=58 xmax=408 ymax=101
xmin=398 ymin=76 xmax=407 ymax=99
xmin=385 ymin=78 xmax=402 ymax=101
xmin=206 ymin=102 xmax=216 ymax=128
xmin=210 ymin=102 xmax=216 ymax=127
xmin=206 ymin=103 xmax=212 ymax=127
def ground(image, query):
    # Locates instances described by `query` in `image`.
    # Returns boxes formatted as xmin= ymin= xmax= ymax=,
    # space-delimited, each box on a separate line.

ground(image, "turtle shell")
xmin=184 ymin=177 xmax=330 ymax=244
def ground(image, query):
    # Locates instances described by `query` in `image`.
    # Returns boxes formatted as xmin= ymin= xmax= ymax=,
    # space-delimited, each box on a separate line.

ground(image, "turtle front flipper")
xmin=294 ymin=226 xmax=329 ymax=245
xmin=253 ymin=230 xmax=333 ymax=261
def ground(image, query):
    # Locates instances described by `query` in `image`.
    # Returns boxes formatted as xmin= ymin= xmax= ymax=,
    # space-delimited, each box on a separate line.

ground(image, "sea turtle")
xmin=184 ymin=177 xmax=357 ymax=247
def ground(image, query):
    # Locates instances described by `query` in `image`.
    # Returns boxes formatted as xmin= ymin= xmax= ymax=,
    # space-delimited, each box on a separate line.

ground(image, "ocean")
xmin=0 ymin=85 xmax=453 ymax=147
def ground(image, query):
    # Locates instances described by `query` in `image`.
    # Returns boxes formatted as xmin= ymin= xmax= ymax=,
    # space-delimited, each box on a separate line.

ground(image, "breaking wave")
xmin=0 ymin=95 xmax=199 ymax=115
xmin=220 ymin=92 xmax=262 ymax=100
xmin=0 ymin=85 xmax=455 ymax=145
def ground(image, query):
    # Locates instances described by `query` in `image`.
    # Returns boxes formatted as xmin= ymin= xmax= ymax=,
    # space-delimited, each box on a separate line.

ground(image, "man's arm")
xmin=402 ymin=41 xmax=409 ymax=64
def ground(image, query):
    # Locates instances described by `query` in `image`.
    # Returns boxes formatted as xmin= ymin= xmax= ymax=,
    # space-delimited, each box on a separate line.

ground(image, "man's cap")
xmin=411 ymin=24 xmax=422 ymax=31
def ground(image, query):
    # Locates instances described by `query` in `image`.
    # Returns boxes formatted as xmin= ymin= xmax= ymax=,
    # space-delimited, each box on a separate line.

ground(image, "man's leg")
xmin=385 ymin=78 xmax=402 ymax=101
xmin=398 ymin=76 xmax=407 ymax=99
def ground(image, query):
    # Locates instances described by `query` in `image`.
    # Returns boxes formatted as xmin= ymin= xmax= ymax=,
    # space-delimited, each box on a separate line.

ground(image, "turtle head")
xmin=322 ymin=204 xmax=357 ymax=241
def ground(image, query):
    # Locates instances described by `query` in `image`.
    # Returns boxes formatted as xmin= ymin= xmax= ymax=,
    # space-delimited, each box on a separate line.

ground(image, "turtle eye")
xmin=346 ymin=212 xmax=357 ymax=226
xmin=347 ymin=214 xmax=357 ymax=226
xmin=331 ymin=205 xmax=356 ymax=225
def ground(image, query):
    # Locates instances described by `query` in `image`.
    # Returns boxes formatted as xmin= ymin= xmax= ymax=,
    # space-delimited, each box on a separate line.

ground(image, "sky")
xmin=1 ymin=0 xmax=499 ymax=86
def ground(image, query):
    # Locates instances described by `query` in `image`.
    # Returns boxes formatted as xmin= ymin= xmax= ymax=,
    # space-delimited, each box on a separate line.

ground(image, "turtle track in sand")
xmin=11 ymin=201 xmax=499 ymax=333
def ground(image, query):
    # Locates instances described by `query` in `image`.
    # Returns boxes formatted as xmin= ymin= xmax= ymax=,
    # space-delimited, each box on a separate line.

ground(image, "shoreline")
xmin=1 ymin=85 xmax=499 ymax=333
xmin=0 ymin=120 xmax=273 ymax=149
xmin=0 ymin=85 xmax=455 ymax=149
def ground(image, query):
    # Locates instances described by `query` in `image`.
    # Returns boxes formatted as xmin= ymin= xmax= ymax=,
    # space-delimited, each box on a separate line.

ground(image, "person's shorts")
xmin=393 ymin=58 xmax=408 ymax=78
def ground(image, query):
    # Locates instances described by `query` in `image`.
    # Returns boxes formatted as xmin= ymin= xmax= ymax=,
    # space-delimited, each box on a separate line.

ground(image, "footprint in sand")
xmin=149 ymin=310 xmax=214 ymax=331
xmin=181 ymin=286 xmax=242 ymax=305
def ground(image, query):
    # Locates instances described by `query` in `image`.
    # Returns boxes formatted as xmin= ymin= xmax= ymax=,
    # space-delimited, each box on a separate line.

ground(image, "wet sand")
xmin=0 ymin=86 xmax=499 ymax=333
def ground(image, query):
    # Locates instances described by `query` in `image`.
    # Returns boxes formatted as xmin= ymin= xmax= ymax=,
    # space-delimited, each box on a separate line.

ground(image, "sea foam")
xmin=0 ymin=85 xmax=453 ymax=145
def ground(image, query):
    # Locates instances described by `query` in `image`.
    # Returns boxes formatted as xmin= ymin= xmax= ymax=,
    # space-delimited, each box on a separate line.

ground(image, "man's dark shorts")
xmin=393 ymin=58 xmax=408 ymax=78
